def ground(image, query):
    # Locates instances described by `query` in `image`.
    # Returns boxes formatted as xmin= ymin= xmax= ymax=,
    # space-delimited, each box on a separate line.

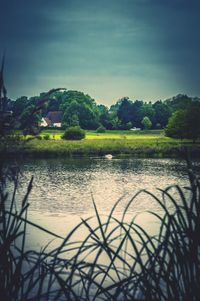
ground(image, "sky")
xmin=0 ymin=0 xmax=200 ymax=105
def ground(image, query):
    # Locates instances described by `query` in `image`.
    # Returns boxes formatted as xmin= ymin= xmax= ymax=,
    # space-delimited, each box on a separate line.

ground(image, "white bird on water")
xmin=105 ymin=154 xmax=113 ymax=159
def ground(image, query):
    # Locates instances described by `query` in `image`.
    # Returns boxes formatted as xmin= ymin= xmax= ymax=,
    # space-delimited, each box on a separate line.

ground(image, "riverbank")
xmin=2 ymin=136 xmax=200 ymax=158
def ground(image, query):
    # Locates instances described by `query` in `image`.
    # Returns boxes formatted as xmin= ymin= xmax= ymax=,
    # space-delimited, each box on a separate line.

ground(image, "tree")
xmin=20 ymin=105 xmax=42 ymax=135
xmin=109 ymin=112 xmax=121 ymax=130
xmin=142 ymin=116 xmax=152 ymax=130
xmin=60 ymin=91 xmax=99 ymax=130
xmin=165 ymin=102 xmax=200 ymax=142
xmin=13 ymin=96 xmax=28 ymax=117
xmin=164 ymin=94 xmax=192 ymax=112
xmin=153 ymin=101 xmax=171 ymax=128
xmin=98 ymin=105 xmax=112 ymax=129
xmin=184 ymin=102 xmax=200 ymax=142
xmin=139 ymin=103 xmax=155 ymax=126
xmin=165 ymin=110 xmax=187 ymax=139
xmin=62 ymin=101 xmax=81 ymax=127
xmin=117 ymin=97 xmax=133 ymax=127
xmin=131 ymin=100 xmax=143 ymax=127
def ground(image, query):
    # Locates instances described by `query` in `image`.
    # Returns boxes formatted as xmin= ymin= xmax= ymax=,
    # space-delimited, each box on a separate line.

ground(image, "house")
xmin=41 ymin=111 xmax=62 ymax=127
xmin=41 ymin=117 xmax=50 ymax=127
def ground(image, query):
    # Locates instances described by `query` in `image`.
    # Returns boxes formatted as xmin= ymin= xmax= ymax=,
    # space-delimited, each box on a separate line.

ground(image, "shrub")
xmin=142 ymin=116 xmax=152 ymax=129
xmin=43 ymin=134 xmax=50 ymax=140
xmin=96 ymin=125 xmax=106 ymax=133
xmin=62 ymin=126 xmax=85 ymax=140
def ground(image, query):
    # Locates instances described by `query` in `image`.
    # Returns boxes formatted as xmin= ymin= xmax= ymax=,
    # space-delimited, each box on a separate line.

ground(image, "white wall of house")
xmin=53 ymin=123 xmax=62 ymax=128
xmin=41 ymin=118 xmax=48 ymax=127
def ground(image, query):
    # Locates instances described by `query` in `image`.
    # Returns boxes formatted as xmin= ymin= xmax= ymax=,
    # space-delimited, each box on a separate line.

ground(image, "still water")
xmin=16 ymin=157 xmax=193 ymax=215
xmin=13 ymin=157 xmax=199 ymax=243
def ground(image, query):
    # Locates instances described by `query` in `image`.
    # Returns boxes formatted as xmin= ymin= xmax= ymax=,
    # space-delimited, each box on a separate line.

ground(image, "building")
xmin=42 ymin=111 xmax=62 ymax=127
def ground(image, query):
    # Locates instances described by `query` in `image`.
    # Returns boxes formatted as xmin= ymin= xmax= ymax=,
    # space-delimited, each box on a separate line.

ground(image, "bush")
xmin=96 ymin=125 xmax=106 ymax=133
xmin=62 ymin=126 xmax=85 ymax=140
xmin=26 ymin=135 xmax=42 ymax=141
xmin=141 ymin=116 xmax=152 ymax=130
xmin=43 ymin=134 xmax=50 ymax=140
xmin=165 ymin=103 xmax=200 ymax=142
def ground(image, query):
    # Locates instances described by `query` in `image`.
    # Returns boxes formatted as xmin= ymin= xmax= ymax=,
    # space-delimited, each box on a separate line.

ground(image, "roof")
xmin=46 ymin=111 xmax=62 ymax=123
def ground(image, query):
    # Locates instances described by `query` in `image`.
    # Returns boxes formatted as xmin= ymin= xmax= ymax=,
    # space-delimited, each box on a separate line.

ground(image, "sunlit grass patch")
xmin=3 ymin=129 xmax=200 ymax=157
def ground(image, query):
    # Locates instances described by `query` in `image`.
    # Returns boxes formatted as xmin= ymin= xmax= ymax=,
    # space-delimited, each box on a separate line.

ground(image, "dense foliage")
xmin=62 ymin=126 xmax=85 ymax=140
xmin=165 ymin=101 xmax=200 ymax=142
xmin=141 ymin=116 xmax=152 ymax=129
xmin=96 ymin=125 xmax=106 ymax=133
xmin=3 ymin=89 xmax=200 ymax=136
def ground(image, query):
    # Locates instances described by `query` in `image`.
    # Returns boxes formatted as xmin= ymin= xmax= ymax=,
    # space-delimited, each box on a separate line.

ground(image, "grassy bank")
xmin=2 ymin=130 xmax=200 ymax=158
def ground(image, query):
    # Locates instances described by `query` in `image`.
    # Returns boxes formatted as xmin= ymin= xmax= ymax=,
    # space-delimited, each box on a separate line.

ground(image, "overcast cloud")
xmin=0 ymin=0 xmax=200 ymax=104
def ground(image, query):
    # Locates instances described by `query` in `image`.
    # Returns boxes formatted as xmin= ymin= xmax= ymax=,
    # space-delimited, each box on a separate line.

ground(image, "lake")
xmin=11 ymin=157 xmax=199 ymax=249
xmin=5 ymin=156 xmax=200 ymax=300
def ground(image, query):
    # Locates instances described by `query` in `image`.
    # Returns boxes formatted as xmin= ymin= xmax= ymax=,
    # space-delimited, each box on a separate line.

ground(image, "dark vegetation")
xmin=1 ymin=155 xmax=200 ymax=300
xmin=165 ymin=102 xmax=200 ymax=142
xmin=62 ymin=126 xmax=85 ymax=140
xmin=1 ymin=58 xmax=200 ymax=300
xmin=4 ymin=85 xmax=200 ymax=141
xmin=0 ymin=56 xmax=200 ymax=158
xmin=1 ymin=51 xmax=200 ymax=144
xmin=96 ymin=125 xmax=106 ymax=133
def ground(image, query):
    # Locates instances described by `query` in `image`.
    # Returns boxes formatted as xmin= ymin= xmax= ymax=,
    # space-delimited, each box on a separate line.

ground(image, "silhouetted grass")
xmin=1 ymin=160 xmax=200 ymax=300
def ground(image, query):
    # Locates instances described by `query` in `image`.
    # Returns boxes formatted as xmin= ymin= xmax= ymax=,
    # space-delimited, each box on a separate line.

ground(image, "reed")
xmin=0 ymin=159 xmax=199 ymax=300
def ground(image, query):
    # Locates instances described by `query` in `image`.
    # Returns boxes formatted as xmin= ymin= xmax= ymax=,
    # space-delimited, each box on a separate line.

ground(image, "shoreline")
xmin=1 ymin=138 xmax=200 ymax=159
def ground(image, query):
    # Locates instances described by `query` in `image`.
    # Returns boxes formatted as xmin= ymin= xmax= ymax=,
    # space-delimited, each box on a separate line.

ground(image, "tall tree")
xmin=61 ymin=94 xmax=99 ymax=129
xmin=153 ymin=101 xmax=171 ymax=128
xmin=131 ymin=100 xmax=143 ymax=127
xmin=20 ymin=105 xmax=42 ymax=135
xmin=98 ymin=104 xmax=112 ymax=129
xmin=165 ymin=102 xmax=200 ymax=142
xmin=139 ymin=103 xmax=155 ymax=126
xmin=117 ymin=97 xmax=133 ymax=127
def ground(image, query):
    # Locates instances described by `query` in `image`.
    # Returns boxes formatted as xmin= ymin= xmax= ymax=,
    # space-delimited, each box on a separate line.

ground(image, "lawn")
xmin=40 ymin=129 xmax=165 ymax=140
xmin=2 ymin=129 xmax=199 ymax=158
xmin=4 ymin=129 xmax=198 ymax=158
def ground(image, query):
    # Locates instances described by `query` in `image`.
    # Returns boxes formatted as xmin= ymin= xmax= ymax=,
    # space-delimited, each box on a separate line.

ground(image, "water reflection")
xmin=7 ymin=157 xmax=197 ymax=253
xmin=14 ymin=157 xmax=199 ymax=218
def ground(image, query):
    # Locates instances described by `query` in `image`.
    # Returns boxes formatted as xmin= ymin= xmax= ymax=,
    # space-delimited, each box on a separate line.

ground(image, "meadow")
xmin=40 ymin=129 xmax=164 ymax=140
xmin=6 ymin=129 xmax=200 ymax=158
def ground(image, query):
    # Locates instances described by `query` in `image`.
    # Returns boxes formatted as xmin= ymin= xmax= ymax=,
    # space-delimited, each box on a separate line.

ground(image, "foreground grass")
xmin=1 ymin=159 xmax=200 ymax=300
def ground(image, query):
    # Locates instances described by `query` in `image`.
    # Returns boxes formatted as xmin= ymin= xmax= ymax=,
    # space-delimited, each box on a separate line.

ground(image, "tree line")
xmin=4 ymin=91 xmax=200 ymax=141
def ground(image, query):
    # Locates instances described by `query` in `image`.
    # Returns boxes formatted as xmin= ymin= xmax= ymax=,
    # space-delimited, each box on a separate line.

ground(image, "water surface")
xmin=7 ymin=156 xmax=198 ymax=251
xmin=16 ymin=157 xmax=191 ymax=214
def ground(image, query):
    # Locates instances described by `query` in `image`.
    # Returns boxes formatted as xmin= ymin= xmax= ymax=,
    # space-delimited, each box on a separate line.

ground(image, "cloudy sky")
xmin=1 ymin=0 xmax=200 ymax=105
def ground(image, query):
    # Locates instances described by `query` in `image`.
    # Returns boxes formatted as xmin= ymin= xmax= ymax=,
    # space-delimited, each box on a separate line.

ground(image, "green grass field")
xmin=40 ymin=129 xmax=164 ymax=140
xmin=7 ymin=129 xmax=199 ymax=158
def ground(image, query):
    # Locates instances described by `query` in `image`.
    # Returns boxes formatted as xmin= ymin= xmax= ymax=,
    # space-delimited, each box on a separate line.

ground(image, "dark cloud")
xmin=0 ymin=0 xmax=199 ymax=104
